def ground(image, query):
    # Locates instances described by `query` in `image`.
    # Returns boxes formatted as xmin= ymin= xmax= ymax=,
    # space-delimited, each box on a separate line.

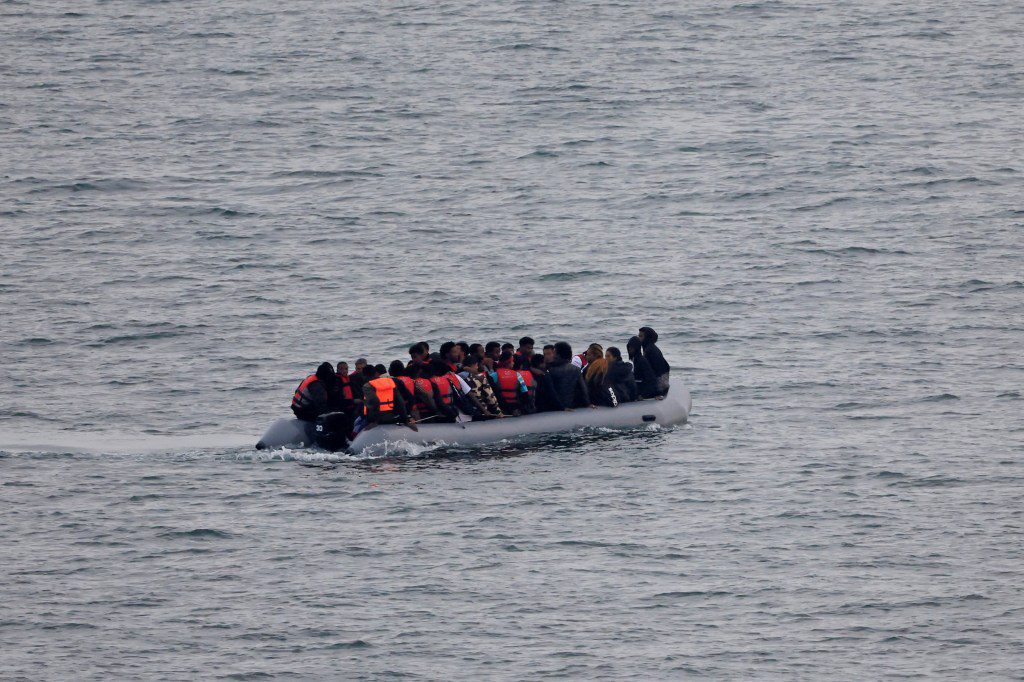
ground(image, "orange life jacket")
xmin=291 ymin=374 xmax=318 ymax=409
xmin=364 ymin=377 xmax=396 ymax=415
xmin=338 ymin=374 xmax=353 ymax=402
xmin=496 ymin=368 xmax=521 ymax=406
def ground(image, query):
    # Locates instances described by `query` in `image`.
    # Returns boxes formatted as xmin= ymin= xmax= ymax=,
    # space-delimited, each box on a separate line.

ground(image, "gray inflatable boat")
xmin=256 ymin=385 xmax=691 ymax=455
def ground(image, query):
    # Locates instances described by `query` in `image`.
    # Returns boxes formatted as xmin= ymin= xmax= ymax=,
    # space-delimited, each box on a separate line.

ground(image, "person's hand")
xmin=407 ymin=421 xmax=419 ymax=432
xmin=655 ymin=395 xmax=665 ymax=401
xmin=588 ymin=404 xmax=598 ymax=409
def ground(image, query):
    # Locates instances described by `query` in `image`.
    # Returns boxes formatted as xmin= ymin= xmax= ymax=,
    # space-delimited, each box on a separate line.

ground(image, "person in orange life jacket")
xmin=491 ymin=351 xmax=530 ymax=416
xmin=358 ymin=365 xmax=415 ymax=432
xmin=291 ymin=362 xmax=337 ymax=422
xmin=457 ymin=355 xmax=503 ymax=419
xmin=389 ymin=360 xmax=435 ymax=421
xmin=513 ymin=336 xmax=535 ymax=370
xmin=423 ymin=360 xmax=460 ymax=422
xmin=404 ymin=361 xmax=439 ymax=420
xmin=542 ymin=344 xmax=556 ymax=367
xmin=332 ymin=362 xmax=356 ymax=415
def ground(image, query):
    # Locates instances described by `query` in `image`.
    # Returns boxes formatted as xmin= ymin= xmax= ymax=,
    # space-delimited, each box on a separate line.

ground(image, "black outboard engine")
xmin=314 ymin=412 xmax=350 ymax=452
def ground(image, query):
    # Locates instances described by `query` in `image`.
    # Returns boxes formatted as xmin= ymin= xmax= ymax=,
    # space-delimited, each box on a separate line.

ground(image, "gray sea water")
xmin=2 ymin=0 xmax=1023 ymax=678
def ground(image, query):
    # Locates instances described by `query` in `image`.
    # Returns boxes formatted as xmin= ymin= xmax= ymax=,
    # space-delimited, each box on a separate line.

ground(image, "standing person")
xmin=627 ymin=336 xmax=659 ymax=399
xmin=290 ymin=362 xmax=337 ymax=421
xmin=547 ymin=342 xmax=591 ymax=410
xmin=604 ymin=347 xmax=638 ymax=404
xmin=514 ymin=336 xmax=535 ymax=370
xmin=638 ymin=326 xmax=670 ymax=395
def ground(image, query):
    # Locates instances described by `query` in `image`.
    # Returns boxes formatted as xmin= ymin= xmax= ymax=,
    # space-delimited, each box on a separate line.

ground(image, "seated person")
xmin=604 ymin=346 xmax=638 ymax=404
xmin=459 ymin=355 xmax=504 ymax=418
xmin=546 ymin=342 xmax=592 ymax=410
xmin=492 ymin=351 xmax=531 ymax=416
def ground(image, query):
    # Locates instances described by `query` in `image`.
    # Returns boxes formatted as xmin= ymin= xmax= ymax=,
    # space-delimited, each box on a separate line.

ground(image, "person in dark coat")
xmin=638 ymin=326 xmax=670 ymax=395
xmin=546 ymin=342 xmax=591 ymax=409
xmin=604 ymin=347 xmax=638 ymax=404
xmin=627 ymin=336 xmax=659 ymax=399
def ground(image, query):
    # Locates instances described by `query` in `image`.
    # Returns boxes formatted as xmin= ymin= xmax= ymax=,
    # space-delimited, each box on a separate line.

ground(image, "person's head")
xmin=485 ymin=341 xmax=501 ymax=359
xmin=362 ymin=364 xmax=378 ymax=379
xmin=316 ymin=362 xmax=335 ymax=381
xmin=388 ymin=360 xmax=405 ymax=377
xmin=585 ymin=343 xmax=604 ymax=363
xmin=409 ymin=343 xmax=425 ymax=361
xmin=517 ymin=336 xmax=535 ymax=355
xmin=354 ymin=358 xmax=367 ymax=371
xmin=337 ymin=361 xmax=348 ymax=375
xmin=456 ymin=342 xmax=470 ymax=361
xmin=498 ymin=350 xmax=514 ymax=369
xmin=530 ymin=353 xmax=546 ymax=370
xmin=440 ymin=341 xmax=457 ymax=363
xmin=543 ymin=344 xmax=555 ymax=364
xmin=374 ymin=364 xmax=387 ymax=377
xmin=406 ymin=362 xmax=422 ymax=379
xmin=626 ymin=336 xmax=642 ymax=359
xmin=638 ymin=327 xmax=658 ymax=344
xmin=431 ymin=359 xmax=450 ymax=376
xmin=501 ymin=342 xmax=514 ymax=355
xmin=554 ymin=341 xmax=572 ymax=361
xmin=606 ymin=347 xmax=622 ymax=362
xmin=469 ymin=343 xmax=483 ymax=361
xmin=462 ymin=355 xmax=480 ymax=372
xmin=585 ymin=356 xmax=609 ymax=381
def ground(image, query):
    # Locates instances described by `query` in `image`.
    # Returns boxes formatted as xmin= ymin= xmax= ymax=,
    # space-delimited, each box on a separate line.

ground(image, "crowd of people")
xmin=290 ymin=326 xmax=671 ymax=449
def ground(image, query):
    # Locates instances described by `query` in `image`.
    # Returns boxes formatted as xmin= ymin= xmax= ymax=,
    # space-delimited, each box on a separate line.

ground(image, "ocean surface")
xmin=2 ymin=0 xmax=1023 ymax=678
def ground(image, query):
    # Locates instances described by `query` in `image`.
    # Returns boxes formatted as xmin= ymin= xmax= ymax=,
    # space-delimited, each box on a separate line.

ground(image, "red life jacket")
xmin=395 ymin=376 xmax=416 ymax=410
xmin=338 ymin=374 xmax=353 ymax=402
xmin=576 ymin=353 xmax=588 ymax=369
xmin=517 ymin=370 xmax=535 ymax=391
xmin=496 ymin=368 xmax=521 ymax=406
xmin=431 ymin=376 xmax=453 ymax=406
xmin=364 ymin=377 xmax=396 ymax=416
xmin=291 ymin=374 xmax=318 ymax=409
xmin=413 ymin=377 xmax=433 ymax=413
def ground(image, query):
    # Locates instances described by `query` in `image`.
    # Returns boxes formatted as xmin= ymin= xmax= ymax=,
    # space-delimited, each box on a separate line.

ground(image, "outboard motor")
xmin=314 ymin=412 xmax=350 ymax=452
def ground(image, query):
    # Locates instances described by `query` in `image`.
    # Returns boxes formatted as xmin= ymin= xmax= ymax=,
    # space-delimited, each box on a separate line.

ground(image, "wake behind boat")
xmin=256 ymin=384 xmax=691 ymax=455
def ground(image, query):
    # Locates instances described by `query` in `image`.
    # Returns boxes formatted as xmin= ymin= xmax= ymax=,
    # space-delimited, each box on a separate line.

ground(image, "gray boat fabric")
xmin=256 ymin=385 xmax=691 ymax=454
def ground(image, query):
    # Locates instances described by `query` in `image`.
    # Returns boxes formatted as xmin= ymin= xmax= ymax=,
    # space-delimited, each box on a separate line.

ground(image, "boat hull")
xmin=255 ymin=385 xmax=691 ymax=454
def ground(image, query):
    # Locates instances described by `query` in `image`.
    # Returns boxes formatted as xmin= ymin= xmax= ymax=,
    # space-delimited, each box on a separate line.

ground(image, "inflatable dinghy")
xmin=256 ymin=385 xmax=690 ymax=455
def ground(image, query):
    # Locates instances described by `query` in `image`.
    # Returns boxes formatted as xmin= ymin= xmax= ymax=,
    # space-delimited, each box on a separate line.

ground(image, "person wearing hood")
xmin=638 ymin=326 xmax=670 ymax=395
xmin=291 ymin=362 xmax=338 ymax=422
xmin=627 ymin=335 xmax=659 ymax=399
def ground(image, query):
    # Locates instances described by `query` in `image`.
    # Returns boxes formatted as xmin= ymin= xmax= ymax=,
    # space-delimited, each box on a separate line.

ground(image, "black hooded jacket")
xmin=605 ymin=360 xmax=638 ymax=404
xmin=639 ymin=327 xmax=671 ymax=377
xmin=546 ymin=358 xmax=591 ymax=409
xmin=631 ymin=353 xmax=659 ymax=399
